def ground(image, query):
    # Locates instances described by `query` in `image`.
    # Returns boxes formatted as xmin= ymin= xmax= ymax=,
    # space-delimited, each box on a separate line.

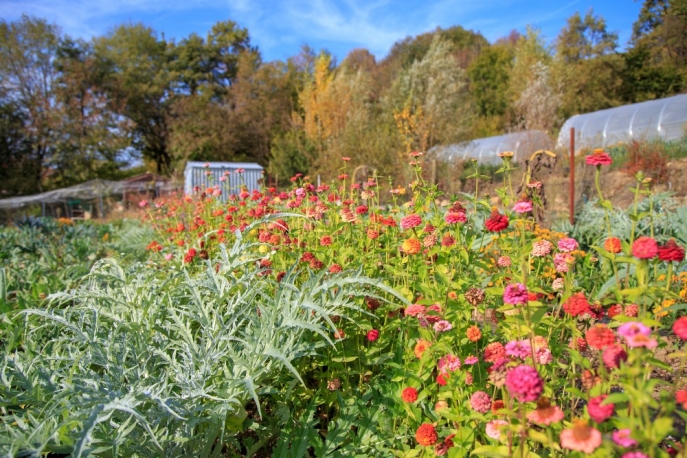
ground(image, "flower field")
xmin=2 ymin=151 xmax=687 ymax=457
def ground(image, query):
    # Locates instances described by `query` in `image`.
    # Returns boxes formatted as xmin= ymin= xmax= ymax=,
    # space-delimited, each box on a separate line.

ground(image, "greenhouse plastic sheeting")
xmin=0 ymin=180 xmax=125 ymax=209
xmin=557 ymin=93 xmax=687 ymax=151
xmin=430 ymin=131 xmax=553 ymax=164
xmin=183 ymin=161 xmax=264 ymax=198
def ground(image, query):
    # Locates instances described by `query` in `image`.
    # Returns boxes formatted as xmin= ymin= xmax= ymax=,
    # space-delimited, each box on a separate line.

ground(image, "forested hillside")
xmin=1 ymin=0 xmax=685 ymax=195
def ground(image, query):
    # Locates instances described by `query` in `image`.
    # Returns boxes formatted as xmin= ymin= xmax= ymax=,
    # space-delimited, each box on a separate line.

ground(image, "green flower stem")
xmin=594 ymin=166 xmax=612 ymax=236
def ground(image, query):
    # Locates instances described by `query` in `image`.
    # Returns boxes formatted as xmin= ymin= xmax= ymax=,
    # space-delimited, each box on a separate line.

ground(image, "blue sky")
xmin=3 ymin=0 xmax=643 ymax=62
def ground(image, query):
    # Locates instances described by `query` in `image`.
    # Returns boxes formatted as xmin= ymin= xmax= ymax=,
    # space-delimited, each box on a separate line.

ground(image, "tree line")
xmin=1 ymin=0 xmax=685 ymax=197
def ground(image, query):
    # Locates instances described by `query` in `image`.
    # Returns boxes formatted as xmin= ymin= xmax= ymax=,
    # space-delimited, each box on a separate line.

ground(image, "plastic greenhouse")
xmin=429 ymin=131 xmax=553 ymax=164
xmin=183 ymin=162 xmax=264 ymax=199
xmin=557 ymin=93 xmax=687 ymax=152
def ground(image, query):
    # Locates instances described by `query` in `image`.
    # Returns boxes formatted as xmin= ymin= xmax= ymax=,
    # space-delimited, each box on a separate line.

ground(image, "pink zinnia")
xmin=503 ymin=283 xmax=528 ymax=305
xmin=587 ymin=394 xmax=615 ymax=423
xmin=404 ymin=304 xmax=426 ymax=317
xmin=433 ymin=320 xmax=453 ymax=332
xmin=464 ymin=356 xmax=478 ymax=365
xmin=400 ymin=214 xmax=422 ymax=230
xmin=622 ymin=453 xmax=649 ymax=458
xmin=485 ymin=420 xmax=508 ymax=440
xmin=438 ymin=354 xmax=461 ymax=373
xmin=513 ymin=200 xmax=533 ymax=214
xmin=532 ymin=240 xmax=552 ymax=257
xmin=505 ymin=339 xmax=531 ymax=359
xmin=552 ymin=278 xmax=565 ymax=290
xmin=617 ymin=322 xmax=651 ymax=338
xmin=505 ymin=364 xmax=543 ymax=402
xmin=558 ymin=237 xmax=579 ymax=253
xmin=366 ymin=329 xmax=379 ymax=341
xmin=554 ymin=253 xmax=572 ymax=273
xmin=632 ymin=236 xmax=658 ymax=259
xmin=445 ymin=211 xmax=467 ymax=224
xmin=527 ymin=397 xmax=564 ymax=425
xmin=585 ymin=149 xmax=612 ymax=166
xmin=497 ymin=256 xmax=512 ymax=267
xmin=624 ymin=333 xmax=658 ymax=349
xmin=470 ymin=391 xmax=492 ymax=413
xmin=560 ymin=421 xmax=602 ymax=454
xmin=612 ymin=429 xmax=638 ymax=447
xmin=535 ymin=347 xmax=553 ymax=365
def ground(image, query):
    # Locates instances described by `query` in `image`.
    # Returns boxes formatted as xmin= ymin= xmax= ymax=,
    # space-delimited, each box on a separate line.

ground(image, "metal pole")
xmin=569 ymin=127 xmax=575 ymax=225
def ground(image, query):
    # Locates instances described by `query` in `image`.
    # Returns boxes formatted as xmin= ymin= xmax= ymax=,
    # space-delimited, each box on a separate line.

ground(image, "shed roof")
xmin=184 ymin=161 xmax=264 ymax=171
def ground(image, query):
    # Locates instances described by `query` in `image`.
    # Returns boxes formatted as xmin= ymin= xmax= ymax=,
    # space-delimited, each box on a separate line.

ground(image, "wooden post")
xmin=569 ymin=127 xmax=575 ymax=225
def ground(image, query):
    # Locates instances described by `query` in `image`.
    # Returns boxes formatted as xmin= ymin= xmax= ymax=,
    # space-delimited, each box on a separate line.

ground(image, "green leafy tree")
xmin=0 ymin=15 xmax=60 ymax=191
xmin=94 ymin=23 xmax=173 ymax=174
xmin=554 ymin=10 xmax=624 ymax=118
xmin=468 ymin=45 xmax=513 ymax=119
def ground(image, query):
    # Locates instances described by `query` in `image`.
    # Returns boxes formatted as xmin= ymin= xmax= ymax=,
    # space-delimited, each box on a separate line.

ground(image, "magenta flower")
xmin=464 ymin=356 xmax=479 ymax=365
xmin=438 ymin=354 xmax=461 ymax=373
xmin=513 ymin=200 xmax=533 ymax=214
xmin=617 ymin=322 xmax=651 ymax=338
xmin=505 ymin=339 xmax=531 ymax=359
xmin=433 ymin=320 xmax=453 ymax=332
xmin=612 ymin=429 xmax=638 ymax=448
xmin=503 ymin=283 xmax=528 ymax=305
xmin=505 ymin=365 xmax=543 ymax=402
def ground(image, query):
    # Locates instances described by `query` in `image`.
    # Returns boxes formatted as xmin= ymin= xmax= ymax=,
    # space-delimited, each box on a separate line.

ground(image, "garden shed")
xmin=429 ymin=131 xmax=553 ymax=165
xmin=183 ymin=161 xmax=264 ymax=199
xmin=557 ymin=93 xmax=687 ymax=152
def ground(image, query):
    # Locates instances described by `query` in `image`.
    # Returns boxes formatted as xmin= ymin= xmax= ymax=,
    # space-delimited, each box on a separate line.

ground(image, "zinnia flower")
xmin=617 ymin=322 xmax=651 ymax=338
xmin=513 ymin=200 xmax=533 ymax=214
xmin=604 ymin=237 xmax=622 ymax=254
xmin=587 ymin=394 xmax=615 ymax=423
xmin=632 ymin=236 xmax=658 ymax=259
xmin=527 ymin=397 xmax=564 ymax=425
xmin=612 ymin=429 xmax=638 ymax=447
xmin=484 ymin=342 xmax=506 ymax=362
xmin=401 ymin=214 xmax=422 ymax=230
xmin=674 ymin=316 xmax=687 ymax=340
xmin=433 ymin=320 xmax=453 ymax=332
xmin=485 ymin=209 xmax=509 ymax=232
xmin=466 ymin=325 xmax=482 ymax=342
xmin=505 ymin=339 xmax=531 ymax=359
xmin=401 ymin=237 xmax=422 ymax=255
xmin=470 ymin=391 xmax=492 ymax=413
xmin=658 ymin=239 xmax=685 ymax=262
xmin=622 ymin=453 xmax=648 ymax=458
xmin=552 ymin=278 xmax=565 ymax=290
xmin=602 ymin=344 xmax=627 ymax=369
xmin=438 ymin=354 xmax=461 ymax=373
xmin=485 ymin=420 xmax=508 ymax=440
xmin=558 ymin=237 xmax=579 ymax=253
xmin=441 ymin=234 xmax=455 ymax=247
xmin=624 ymin=333 xmax=658 ymax=349
xmin=366 ymin=329 xmax=379 ymax=341
xmin=464 ymin=356 xmax=478 ymax=365
xmin=585 ymin=148 xmax=612 ymax=166
xmin=405 ymin=304 xmax=426 ymax=317
xmin=553 ymin=252 xmax=573 ymax=273
xmin=532 ymin=240 xmax=553 ymax=257
xmin=505 ymin=364 xmax=543 ymax=402
xmin=401 ymin=387 xmax=418 ymax=403
xmin=445 ymin=211 xmax=467 ymax=224
xmin=585 ymin=324 xmax=615 ymax=349
xmin=497 ymin=256 xmax=512 ymax=267
xmin=503 ymin=283 xmax=528 ymax=305
xmin=563 ymin=292 xmax=590 ymax=317
xmin=415 ymin=424 xmax=438 ymax=446
xmin=560 ymin=420 xmax=602 ymax=454
xmin=414 ymin=339 xmax=431 ymax=358
xmin=676 ymin=390 xmax=687 ymax=409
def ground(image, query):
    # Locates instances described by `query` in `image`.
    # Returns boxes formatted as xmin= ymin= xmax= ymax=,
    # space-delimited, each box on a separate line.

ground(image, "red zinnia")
xmin=415 ymin=424 xmax=438 ymax=446
xmin=355 ymin=205 xmax=369 ymax=215
xmin=658 ymin=239 xmax=685 ymax=262
xmin=632 ymin=236 xmax=658 ymax=259
xmin=320 ymin=235 xmax=333 ymax=246
xmin=673 ymin=316 xmax=687 ymax=340
xmin=401 ymin=387 xmax=418 ymax=403
xmin=585 ymin=324 xmax=615 ymax=349
xmin=367 ymin=329 xmax=379 ymax=341
xmin=563 ymin=292 xmax=590 ymax=317
xmin=485 ymin=209 xmax=509 ymax=233
xmin=607 ymin=304 xmax=623 ymax=318
xmin=585 ymin=148 xmax=612 ymax=166
xmin=328 ymin=264 xmax=342 ymax=274
xmin=604 ymin=237 xmax=622 ymax=254
xmin=602 ymin=344 xmax=627 ymax=369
